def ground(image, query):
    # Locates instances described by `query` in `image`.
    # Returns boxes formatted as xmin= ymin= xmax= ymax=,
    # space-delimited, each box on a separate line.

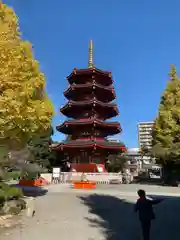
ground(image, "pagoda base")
xmin=55 ymin=147 xmax=125 ymax=172
xmin=73 ymin=181 xmax=96 ymax=189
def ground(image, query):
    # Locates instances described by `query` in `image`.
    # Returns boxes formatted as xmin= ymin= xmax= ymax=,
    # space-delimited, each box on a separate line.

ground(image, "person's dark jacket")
xmin=134 ymin=197 xmax=162 ymax=222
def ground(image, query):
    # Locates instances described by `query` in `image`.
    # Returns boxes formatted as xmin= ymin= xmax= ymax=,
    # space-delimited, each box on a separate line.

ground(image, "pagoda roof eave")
xmin=60 ymin=101 xmax=119 ymax=119
xmin=64 ymin=82 xmax=115 ymax=96
xmin=57 ymin=118 xmax=121 ymax=126
xmin=57 ymin=128 xmax=121 ymax=136
xmin=52 ymin=140 xmax=126 ymax=151
xmin=60 ymin=111 xmax=118 ymax=120
xmin=60 ymin=99 xmax=118 ymax=111
xmin=64 ymin=89 xmax=116 ymax=103
xmin=53 ymin=144 xmax=126 ymax=151
xmin=56 ymin=119 xmax=122 ymax=133
xmin=57 ymin=127 xmax=121 ymax=136
xmin=60 ymin=108 xmax=118 ymax=120
xmin=67 ymin=67 xmax=112 ymax=80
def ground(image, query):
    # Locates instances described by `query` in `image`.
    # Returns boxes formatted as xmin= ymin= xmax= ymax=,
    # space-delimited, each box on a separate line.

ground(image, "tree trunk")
xmin=162 ymin=162 xmax=176 ymax=186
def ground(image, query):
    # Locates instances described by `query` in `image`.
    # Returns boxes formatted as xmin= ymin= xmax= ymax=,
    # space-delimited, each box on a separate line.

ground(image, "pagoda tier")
xmin=55 ymin=40 xmax=126 ymax=170
xmin=60 ymin=99 xmax=118 ymax=120
xmin=64 ymin=82 xmax=116 ymax=102
xmin=67 ymin=68 xmax=113 ymax=86
xmin=56 ymin=118 xmax=121 ymax=136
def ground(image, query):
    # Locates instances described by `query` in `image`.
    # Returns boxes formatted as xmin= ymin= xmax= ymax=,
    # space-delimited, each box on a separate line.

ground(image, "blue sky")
xmin=4 ymin=0 xmax=180 ymax=148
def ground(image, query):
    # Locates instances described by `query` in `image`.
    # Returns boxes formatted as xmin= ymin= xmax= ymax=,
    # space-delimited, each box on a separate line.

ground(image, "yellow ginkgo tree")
xmin=0 ymin=2 xmax=54 ymax=150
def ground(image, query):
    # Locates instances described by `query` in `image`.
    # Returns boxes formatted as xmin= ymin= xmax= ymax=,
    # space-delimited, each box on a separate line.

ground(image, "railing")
xmin=42 ymin=172 xmax=134 ymax=184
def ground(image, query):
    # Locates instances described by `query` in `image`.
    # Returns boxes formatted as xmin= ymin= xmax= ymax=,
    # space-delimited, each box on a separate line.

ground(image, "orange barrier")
xmin=19 ymin=177 xmax=49 ymax=187
xmin=73 ymin=181 xmax=96 ymax=189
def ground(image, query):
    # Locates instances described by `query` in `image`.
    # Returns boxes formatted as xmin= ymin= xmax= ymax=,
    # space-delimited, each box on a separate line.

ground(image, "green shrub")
xmin=6 ymin=187 xmax=23 ymax=200
xmin=0 ymin=182 xmax=11 ymax=192
xmin=8 ymin=206 xmax=21 ymax=215
xmin=0 ymin=184 xmax=23 ymax=199
xmin=22 ymin=172 xmax=37 ymax=180
xmin=0 ymin=189 xmax=5 ymax=208
xmin=5 ymin=171 xmax=21 ymax=180
xmin=0 ymin=182 xmax=25 ymax=215
xmin=16 ymin=199 xmax=26 ymax=210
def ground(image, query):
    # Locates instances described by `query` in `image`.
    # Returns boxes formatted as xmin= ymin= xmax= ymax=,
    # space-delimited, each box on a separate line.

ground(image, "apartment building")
xmin=138 ymin=121 xmax=154 ymax=149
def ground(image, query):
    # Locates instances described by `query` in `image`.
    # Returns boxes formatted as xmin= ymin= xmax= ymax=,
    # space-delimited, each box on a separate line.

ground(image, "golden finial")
xmin=88 ymin=40 xmax=93 ymax=68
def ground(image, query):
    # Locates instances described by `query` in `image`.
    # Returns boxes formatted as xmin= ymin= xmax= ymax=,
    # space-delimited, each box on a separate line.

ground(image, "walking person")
xmin=134 ymin=189 xmax=163 ymax=240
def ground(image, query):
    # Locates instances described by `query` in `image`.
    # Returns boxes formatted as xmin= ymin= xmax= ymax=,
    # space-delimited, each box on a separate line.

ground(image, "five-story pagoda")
xmin=54 ymin=41 xmax=126 ymax=170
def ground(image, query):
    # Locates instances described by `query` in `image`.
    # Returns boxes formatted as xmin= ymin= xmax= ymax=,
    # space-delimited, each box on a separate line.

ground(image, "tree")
xmin=152 ymin=65 xmax=180 ymax=161
xmin=28 ymin=127 xmax=56 ymax=170
xmin=152 ymin=65 xmax=180 ymax=183
xmin=151 ymin=144 xmax=169 ymax=163
xmin=107 ymin=153 xmax=127 ymax=172
xmin=140 ymin=144 xmax=151 ymax=156
xmin=139 ymin=144 xmax=155 ymax=165
xmin=0 ymin=2 xmax=54 ymax=150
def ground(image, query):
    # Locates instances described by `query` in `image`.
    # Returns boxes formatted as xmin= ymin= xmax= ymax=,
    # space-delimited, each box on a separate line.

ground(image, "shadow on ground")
xmin=11 ymin=184 xmax=48 ymax=197
xmin=133 ymin=177 xmax=163 ymax=186
xmin=79 ymin=193 xmax=180 ymax=240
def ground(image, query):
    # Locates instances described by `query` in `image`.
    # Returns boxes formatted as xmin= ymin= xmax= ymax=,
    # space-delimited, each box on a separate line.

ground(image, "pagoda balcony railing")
xmin=61 ymin=139 xmax=125 ymax=147
xmin=65 ymin=117 xmax=91 ymax=122
xmin=68 ymin=98 xmax=116 ymax=106
xmin=66 ymin=82 xmax=113 ymax=90
xmin=64 ymin=117 xmax=119 ymax=123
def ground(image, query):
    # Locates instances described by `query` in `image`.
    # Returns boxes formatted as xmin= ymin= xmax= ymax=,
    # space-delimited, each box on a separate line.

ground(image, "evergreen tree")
xmin=152 ymin=65 xmax=180 ymax=165
xmin=28 ymin=127 xmax=55 ymax=170
xmin=0 ymin=2 xmax=54 ymax=150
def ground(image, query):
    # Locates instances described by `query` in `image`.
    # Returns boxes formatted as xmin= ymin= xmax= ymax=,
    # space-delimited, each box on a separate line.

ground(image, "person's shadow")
xmin=148 ymin=194 xmax=180 ymax=239
xmin=79 ymin=193 xmax=180 ymax=240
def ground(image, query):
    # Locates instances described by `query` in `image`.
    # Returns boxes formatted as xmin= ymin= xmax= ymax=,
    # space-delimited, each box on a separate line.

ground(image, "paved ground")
xmin=47 ymin=182 xmax=180 ymax=196
xmin=1 ymin=184 xmax=180 ymax=240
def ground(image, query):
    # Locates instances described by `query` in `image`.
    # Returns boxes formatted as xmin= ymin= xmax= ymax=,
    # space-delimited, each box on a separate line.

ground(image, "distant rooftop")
xmin=138 ymin=121 xmax=154 ymax=125
xmin=127 ymin=148 xmax=139 ymax=152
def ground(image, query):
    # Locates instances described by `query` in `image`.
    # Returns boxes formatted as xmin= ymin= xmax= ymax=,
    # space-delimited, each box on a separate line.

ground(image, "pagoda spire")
xmin=88 ymin=40 xmax=94 ymax=68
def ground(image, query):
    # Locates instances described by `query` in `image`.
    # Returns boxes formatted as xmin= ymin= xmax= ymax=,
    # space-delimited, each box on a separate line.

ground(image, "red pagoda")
xmin=53 ymin=40 xmax=126 ymax=172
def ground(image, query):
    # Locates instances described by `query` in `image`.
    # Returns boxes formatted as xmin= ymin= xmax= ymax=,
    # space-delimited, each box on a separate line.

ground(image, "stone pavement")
xmin=1 ymin=185 xmax=180 ymax=240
